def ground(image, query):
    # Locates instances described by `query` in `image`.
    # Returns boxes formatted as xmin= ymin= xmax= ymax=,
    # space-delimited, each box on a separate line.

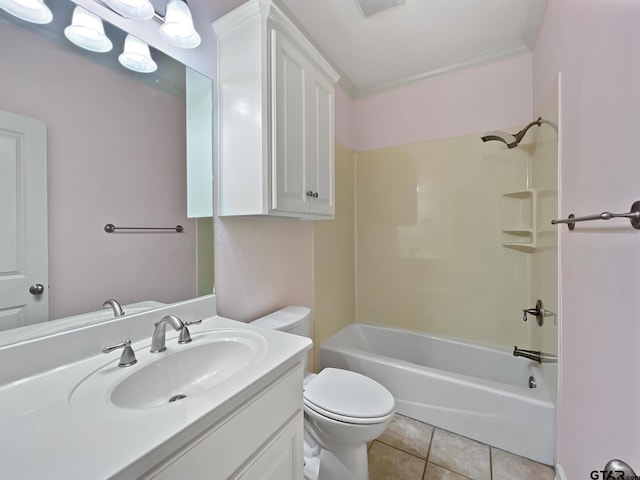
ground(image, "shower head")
xmin=481 ymin=131 xmax=518 ymax=148
xmin=481 ymin=117 xmax=543 ymax=149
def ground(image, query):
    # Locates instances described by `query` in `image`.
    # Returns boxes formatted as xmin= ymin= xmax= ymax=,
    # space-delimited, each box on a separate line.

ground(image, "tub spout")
xmin=513 ymin=346 xmax=558 ymax=364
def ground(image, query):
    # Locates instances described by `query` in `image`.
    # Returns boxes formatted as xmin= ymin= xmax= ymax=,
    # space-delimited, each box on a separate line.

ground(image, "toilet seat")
xmin=303 ymin=368 xmax=394 ymax=425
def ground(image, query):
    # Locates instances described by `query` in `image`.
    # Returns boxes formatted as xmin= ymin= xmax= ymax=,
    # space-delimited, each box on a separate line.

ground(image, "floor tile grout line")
xmin=489 ymin=446 xmax=493 ymax=480
xmin=374 ymin=439 xmax=427 ymax=462
xmin=424 ymin=426 xmax=435 ymax=479
xmin=425 ymin=426 xmax=434 ymax=462
xmin=427 ymin=458 xmax=475 ymax=480
xmin=421 ymin=429 xmax=432 ymax=479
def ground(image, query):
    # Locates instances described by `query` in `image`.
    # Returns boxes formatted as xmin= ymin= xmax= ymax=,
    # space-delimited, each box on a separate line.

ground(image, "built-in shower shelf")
xmin=501 ymin=189 xmax=558 ymax=252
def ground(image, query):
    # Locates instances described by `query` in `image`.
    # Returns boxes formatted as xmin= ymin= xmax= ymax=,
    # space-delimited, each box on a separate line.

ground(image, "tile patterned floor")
xmin=367 ymin=414 xmax=555 ymax=480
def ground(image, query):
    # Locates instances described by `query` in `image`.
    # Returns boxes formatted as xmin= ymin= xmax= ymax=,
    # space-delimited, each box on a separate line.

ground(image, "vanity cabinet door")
xmin=231 ymin=414 xmax=304 ymax=480
xmin=143 ymin=365 xmax=303 ymax=480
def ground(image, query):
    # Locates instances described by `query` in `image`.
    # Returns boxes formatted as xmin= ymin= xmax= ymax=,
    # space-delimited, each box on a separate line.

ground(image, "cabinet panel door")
xmin=271 ymin=29 xmax=308 ymax=214
xmin=305 ymin=71 xmax=334 ymax=216
xmin=233 ymin=414 xmax=303 ymax=480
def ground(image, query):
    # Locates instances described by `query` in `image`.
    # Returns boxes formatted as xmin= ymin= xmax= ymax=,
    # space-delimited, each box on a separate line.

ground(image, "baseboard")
xmin=556 ymin=463 xmax=567 ymax=480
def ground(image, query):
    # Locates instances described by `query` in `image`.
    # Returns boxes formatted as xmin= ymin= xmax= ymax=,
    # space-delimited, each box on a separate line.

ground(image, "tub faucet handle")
xmin=522 ymin=299 xmax=545 ymax=326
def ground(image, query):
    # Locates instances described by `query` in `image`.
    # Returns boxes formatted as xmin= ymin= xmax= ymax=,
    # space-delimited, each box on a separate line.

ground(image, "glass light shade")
xmin=118 ymin=34 xmax=157 ymax=73
xmin=0 ymin=0 xmax=52 ymax=24
xmin=64 ymin=6 xmax=113 ymax=53
xmin=159 ymin=0 xmax=201 ymax=49
xmin=105 ymin=0 xmax=153 ymax=20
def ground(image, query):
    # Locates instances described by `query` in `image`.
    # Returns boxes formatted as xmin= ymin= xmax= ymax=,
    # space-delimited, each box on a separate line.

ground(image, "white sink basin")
xmin=69 ymin=329 xmax=268 ymax=410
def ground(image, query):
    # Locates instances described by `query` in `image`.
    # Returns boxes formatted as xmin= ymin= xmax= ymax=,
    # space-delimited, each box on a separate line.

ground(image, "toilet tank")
xmin=251 ymin=306 xmax=312 ymax=338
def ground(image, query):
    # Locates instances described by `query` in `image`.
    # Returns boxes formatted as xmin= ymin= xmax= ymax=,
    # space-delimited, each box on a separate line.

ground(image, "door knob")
xmin=29 ymin=284 xmax=45 ymax=296
xmin=603 ymin=459 xmax=636 ymax=477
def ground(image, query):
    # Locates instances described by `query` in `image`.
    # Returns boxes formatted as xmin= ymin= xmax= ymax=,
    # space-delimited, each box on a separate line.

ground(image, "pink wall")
xmin=352 ymin=54 xmax=533 ymax=151
xmin=213 ymin=217 xmax=314 ymax=322
xmin=0 ymin=22 xmax=197 ymax=319
xmin=534 ymin=0 xmax=640 ymax=476
xmin=334 ymin=85 xmax=355 ymax=149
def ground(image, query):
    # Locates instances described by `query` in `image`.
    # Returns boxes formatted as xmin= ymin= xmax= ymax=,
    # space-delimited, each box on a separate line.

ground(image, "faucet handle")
xmin=102 ymin=339 xmax=137 ymax=367
xmin=178 ymin=319 xmax=203 ymax=344
xmin=522 ymin=299 xmax=545 ymax=326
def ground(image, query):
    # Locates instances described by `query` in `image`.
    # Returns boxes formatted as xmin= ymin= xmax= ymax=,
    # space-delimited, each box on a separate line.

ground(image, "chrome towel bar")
xmin=551 ymin=201 xmax=640 ymax=231
xmin=104 ymin=223 xmax=184 ymax=233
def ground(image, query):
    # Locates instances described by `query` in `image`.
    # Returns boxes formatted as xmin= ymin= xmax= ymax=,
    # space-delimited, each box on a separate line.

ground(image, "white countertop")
xmin=0 ymin=314 xmax=311 ymax=479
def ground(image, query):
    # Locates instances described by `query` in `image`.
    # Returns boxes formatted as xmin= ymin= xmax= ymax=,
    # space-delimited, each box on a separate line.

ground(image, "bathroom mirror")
xmin=0 ymin=0 xmax=213 ymax=346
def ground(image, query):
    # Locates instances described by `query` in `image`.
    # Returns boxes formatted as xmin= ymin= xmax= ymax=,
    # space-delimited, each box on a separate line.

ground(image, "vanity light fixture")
xmin=0 ymin=0 xmax=52 ymax=24
xmin=64 ymin=5 xmax=113 ymax=53
xmin=105 ymin=0 xmax=153 ymax=20
xmin=118 ymin=34 xmax=157 ymax=73
xmin=158 ymin=0 xmax=200 ymax=49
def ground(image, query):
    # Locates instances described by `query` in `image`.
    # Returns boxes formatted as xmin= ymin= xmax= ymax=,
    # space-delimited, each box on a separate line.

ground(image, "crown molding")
xmin=352 ymin=42 xmax=530 ymax=99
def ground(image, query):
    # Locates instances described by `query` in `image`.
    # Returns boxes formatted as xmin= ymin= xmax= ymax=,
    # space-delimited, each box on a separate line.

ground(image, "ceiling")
xmin=19 ymin=0 xmax=548 ymax=99
xmin=194 ymin=0 xmax=548 ymax=98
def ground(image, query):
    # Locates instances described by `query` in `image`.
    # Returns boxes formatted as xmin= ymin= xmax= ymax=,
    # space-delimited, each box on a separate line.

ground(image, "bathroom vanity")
xmin=0 ymin=296 xmax=310 ymax=479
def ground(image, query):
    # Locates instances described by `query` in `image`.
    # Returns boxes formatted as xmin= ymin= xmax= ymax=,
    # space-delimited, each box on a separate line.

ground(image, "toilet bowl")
xmin=251 ymin=307 xmax=395 ymax=480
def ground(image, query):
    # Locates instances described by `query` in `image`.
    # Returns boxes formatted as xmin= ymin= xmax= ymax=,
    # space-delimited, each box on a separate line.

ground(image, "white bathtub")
xmin=320 ymin=323 xmax=555 ymax=465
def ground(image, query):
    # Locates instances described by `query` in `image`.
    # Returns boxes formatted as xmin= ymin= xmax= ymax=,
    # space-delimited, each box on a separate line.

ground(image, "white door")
xmin=271 ymin=28 xmax=309 ymax=215
xmin=0 ymin=110 xmax=48 ymax=330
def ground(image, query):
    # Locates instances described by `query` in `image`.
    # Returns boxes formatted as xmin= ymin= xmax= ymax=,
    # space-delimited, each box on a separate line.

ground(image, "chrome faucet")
xmin=513 ymin=346 xmax=558 ymax=364
xmin=103 ymin=298 xmax=124 ymax=317
xmin=150 ymin=315 xmax=185 ymax=353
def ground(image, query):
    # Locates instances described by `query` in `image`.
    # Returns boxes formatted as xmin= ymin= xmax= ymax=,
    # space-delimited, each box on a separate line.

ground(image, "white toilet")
xmin=251 ymin=306 xmax=395 ymax=480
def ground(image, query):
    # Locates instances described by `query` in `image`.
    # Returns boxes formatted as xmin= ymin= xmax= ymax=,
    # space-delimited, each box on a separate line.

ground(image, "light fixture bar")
xmin=105 ymin=0 xmax=153 ymax=20
xmin=95 ymin=0 xmax=201 ymax=50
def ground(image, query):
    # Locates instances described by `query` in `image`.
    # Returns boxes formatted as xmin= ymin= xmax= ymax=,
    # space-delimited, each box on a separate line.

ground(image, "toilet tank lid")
xmin=251 ymin=306 xmax=311 ymax=331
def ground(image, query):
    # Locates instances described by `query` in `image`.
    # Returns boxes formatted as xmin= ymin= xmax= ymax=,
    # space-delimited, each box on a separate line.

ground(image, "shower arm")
xmin=513 ymin=117 xmax=543 ymax=144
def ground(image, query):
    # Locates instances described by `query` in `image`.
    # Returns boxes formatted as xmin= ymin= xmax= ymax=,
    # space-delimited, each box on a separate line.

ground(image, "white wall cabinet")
xmin=142 ymin=364 xmax=304 ymax=480
xmin=213 ymin=0 xmax=339 ymax=219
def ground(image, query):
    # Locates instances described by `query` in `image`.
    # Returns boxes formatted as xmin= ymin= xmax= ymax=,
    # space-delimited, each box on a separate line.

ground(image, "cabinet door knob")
xmin=306 ymin=190 xmax=313 ymax=197
xmin=313 ymin=192 xmax=319 ymax=198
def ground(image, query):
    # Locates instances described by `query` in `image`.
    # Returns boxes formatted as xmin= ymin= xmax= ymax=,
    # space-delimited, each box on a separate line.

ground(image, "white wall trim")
xmin=555 ymin=463 xmax=567 ymax=480
xmin=353 ymin=42 xmax=530 ymax=98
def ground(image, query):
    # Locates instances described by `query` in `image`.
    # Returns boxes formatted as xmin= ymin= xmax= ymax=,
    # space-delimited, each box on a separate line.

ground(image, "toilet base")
xmin=317 ymin=444 xmax=369 ymax=480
